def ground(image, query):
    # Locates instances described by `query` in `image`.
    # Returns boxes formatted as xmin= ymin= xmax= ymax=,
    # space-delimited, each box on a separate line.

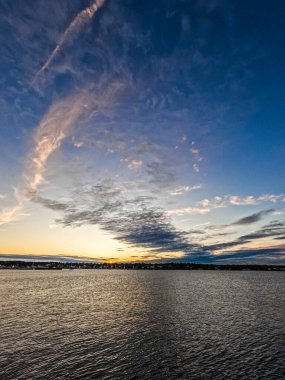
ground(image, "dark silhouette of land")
xmin=0 ymin=261 xmax=284 ymax=271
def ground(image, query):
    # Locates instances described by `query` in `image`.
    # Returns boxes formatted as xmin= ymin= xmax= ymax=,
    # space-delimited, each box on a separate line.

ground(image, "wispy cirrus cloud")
xmin=28 ymin=91 xmax=92 ymax=193
xmin=0 ymin=92 xmax=90 ymax=225
xmin=168 ymin=194 xmax=285 ymax=215
xmin=33 ymin=0 xmax=106 ymax=83
xmin=0 ymin=82 xmax=122 ymax=225
xmin=169 ymin=184 xmax=202 ymax=196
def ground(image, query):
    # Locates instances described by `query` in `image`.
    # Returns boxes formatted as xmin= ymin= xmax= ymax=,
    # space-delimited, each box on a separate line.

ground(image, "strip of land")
xmin=0 ymin=261 xmax=284 ymax=271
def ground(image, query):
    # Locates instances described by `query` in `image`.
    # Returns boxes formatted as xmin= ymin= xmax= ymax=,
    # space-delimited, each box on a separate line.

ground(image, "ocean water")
xmin=0 ymin=270 xmax=284 ymax=380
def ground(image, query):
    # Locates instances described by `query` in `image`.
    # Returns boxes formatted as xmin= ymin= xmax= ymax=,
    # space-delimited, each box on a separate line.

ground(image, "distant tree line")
xmin=0 ymin=261 xmax=284 ymax=271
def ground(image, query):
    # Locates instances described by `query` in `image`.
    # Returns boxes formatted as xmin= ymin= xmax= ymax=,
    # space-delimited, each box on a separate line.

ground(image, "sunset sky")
xmin=0 ymin=0 xmax=285 ymax=263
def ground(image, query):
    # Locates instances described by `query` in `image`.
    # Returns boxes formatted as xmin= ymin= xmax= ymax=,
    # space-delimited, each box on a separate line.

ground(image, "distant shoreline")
xmin=1 ymin=261 xmax=284 ymax=271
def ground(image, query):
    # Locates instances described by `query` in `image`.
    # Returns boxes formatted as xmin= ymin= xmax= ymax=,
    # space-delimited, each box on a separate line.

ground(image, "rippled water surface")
xmin=1 ymin=270 xmax=284 ymax=379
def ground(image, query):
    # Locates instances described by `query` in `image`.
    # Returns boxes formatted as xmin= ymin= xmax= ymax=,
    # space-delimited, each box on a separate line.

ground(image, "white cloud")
xmin=228 ymin=195 xmax=256 ymax=206
xmin=258 ymin=194 xmax=284 ymax=203
xmin=190 ymin=142 xmax=203 ymax=173
xmin=121 ymin=157 xmax=143 ymax=170
xmin=128 ymin=160 xmax=143 ymax=170
xmin=170 ymin=184 xmax=202 ymax=196
xmin=49 ymin=224 xmax=59 ymax=229
xmin=73 ymin=141 xmax=84 ymax=148
xmin=167 ymin=207 xmax=211 ymax=216
xmin=168 ymin=193 xmax=285 ymax=215
xmin=193 ymin=163 xmax=200 ymax=173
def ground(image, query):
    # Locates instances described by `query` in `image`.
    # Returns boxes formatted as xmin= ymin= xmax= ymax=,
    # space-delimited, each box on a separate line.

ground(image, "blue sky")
xmin=0 ymin=0 xmax=285 ymax=263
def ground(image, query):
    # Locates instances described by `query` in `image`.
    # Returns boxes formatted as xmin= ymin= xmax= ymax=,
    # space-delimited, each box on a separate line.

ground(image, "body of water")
xmin=0 ymin=270 xmax=284 ymax=379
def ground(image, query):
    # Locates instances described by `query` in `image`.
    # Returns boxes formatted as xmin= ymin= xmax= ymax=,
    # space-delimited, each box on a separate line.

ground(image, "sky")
xmin=0 ymin=0 xmax=285 ymax=264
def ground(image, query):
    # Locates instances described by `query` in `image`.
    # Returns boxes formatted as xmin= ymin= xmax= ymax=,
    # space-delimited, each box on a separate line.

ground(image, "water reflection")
xmin=0 ymin=270 xmax=284 ymax=379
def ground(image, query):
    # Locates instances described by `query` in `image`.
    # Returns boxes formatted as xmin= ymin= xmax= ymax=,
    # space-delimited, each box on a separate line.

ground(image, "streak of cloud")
xmin=204 ymin=220 xmax=285 ymax=252
xmin=33 ymin=0 xmax=105 ymax=83
xmin=202 ymin=247 xmax=285 ymax=264
xmin=27 ymin=92 xmax=93 ymax=193
xmin=170 ymin=184 xmax=202 ymax=196
xmin=0 ymin=253 xmax=99 ymax=263
xmin=0 ymin=92 xmax=90 ymax=225
xmin=231 ymin=209 xmax=275 ymax=226
xmin=168 ymin=194 xmax=285 ymax=215
xmin=0 ymin=82 xmax=122 ymax=226
xmin=0 ymin=189 xmax=26 ymax=225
